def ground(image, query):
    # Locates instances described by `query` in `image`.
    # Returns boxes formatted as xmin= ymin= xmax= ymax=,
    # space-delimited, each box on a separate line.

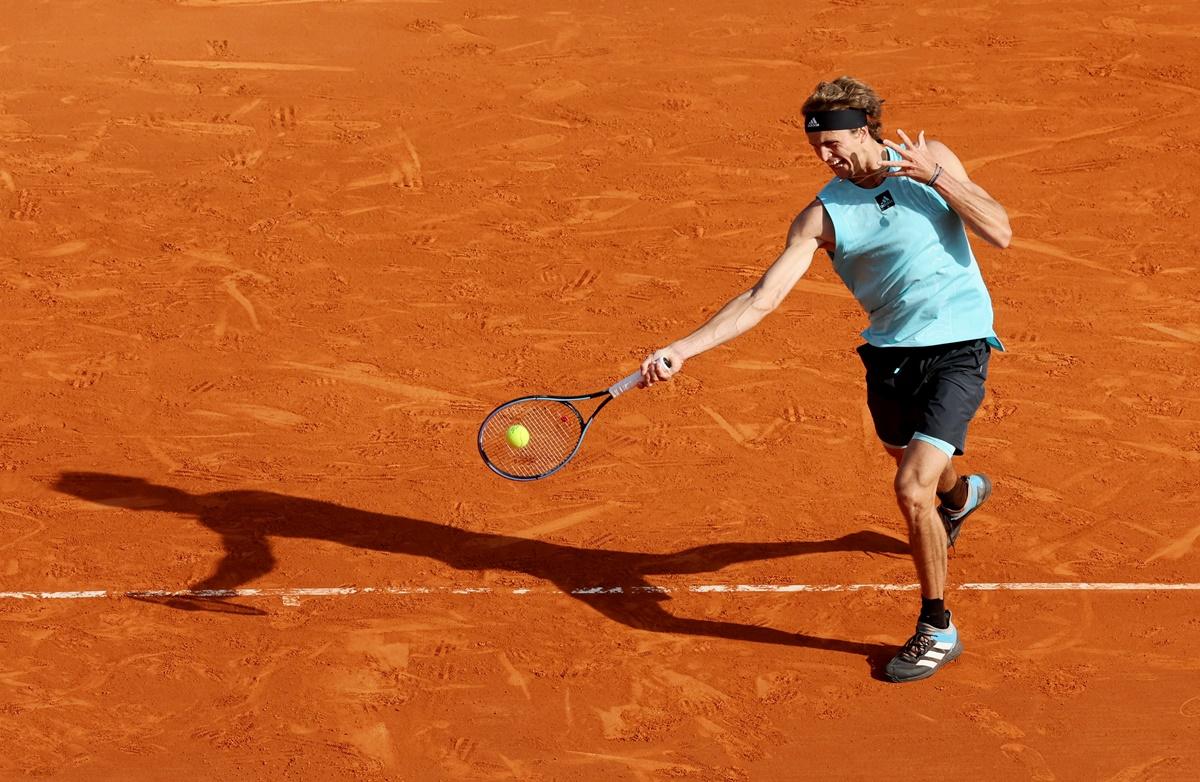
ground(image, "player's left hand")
xmin=882 ymin=129 xmax=939 ymax=183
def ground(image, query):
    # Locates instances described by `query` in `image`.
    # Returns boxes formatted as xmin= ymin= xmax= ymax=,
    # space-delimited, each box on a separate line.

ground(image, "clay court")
xmin=2 ymin=0 xmax=1199 ymax=779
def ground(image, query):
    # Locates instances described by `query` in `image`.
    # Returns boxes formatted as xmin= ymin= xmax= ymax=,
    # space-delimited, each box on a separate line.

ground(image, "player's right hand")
xmin=640 ymin=348 xmax=682 ymax=387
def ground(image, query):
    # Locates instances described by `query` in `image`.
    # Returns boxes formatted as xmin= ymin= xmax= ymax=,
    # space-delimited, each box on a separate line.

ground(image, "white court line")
xmin=1 ymin=583 xmax=1200 ymax=601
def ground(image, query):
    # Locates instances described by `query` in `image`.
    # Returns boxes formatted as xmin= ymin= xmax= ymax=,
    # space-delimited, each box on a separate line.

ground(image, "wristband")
xmin=927 ymin=164 xmax=943 ymax=188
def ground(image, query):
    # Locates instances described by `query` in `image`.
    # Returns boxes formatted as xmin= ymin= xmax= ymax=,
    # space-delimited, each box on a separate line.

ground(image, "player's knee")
xmin=893 ymin=472 xmax=936 ymax=519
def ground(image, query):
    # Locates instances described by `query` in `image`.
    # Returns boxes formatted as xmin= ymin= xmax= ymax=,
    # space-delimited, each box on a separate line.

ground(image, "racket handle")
xmin=608 ymin=357 xmax=672 ymax=398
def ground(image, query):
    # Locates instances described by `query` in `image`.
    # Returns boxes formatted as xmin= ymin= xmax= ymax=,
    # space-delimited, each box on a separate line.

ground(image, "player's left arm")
xmin=883 ymin=129 xmax=1013 ymax=249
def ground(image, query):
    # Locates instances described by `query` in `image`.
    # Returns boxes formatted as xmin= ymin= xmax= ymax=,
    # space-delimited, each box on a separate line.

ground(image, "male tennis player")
xmin=640 ymin=76 xmax=1010 ymax=682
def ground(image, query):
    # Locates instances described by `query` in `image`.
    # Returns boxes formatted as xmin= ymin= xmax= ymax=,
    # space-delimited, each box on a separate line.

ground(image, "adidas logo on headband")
xmin=803 ymin=108 xmax=868 ymax=132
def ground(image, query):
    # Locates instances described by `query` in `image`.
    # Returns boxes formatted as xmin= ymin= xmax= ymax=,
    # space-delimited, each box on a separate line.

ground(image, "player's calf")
xmin=938 ymin=473 xmax=992 ymax=546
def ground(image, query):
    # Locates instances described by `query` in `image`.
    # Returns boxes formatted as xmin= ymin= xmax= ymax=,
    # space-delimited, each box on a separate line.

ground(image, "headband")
xmin=803 ymin=108 xmax=868 ymax=132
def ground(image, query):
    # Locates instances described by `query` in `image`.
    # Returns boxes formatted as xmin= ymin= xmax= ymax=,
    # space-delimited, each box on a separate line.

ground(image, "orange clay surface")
xmin=3 ymin=1 xmax=1200 ymax=780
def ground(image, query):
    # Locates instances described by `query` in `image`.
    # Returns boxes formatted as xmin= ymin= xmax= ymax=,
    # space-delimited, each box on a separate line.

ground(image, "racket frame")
xmin=477 ymin=390 xmax=611 ymax=481
xmin=477 ymin=362 xmax=661 ymax=482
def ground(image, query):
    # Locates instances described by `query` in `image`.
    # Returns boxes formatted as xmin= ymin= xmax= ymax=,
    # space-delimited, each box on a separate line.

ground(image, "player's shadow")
xmin=52 ymin=472 xmax=904 ymax=668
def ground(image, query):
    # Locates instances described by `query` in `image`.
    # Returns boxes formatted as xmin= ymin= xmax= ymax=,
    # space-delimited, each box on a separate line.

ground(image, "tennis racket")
xmin=477 ymin=358 xmax=672 ymax=481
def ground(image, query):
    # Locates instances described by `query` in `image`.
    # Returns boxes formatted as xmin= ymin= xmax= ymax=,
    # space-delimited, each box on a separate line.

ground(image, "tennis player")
xmin=640 ymin=76 xmax=1010 ymax=682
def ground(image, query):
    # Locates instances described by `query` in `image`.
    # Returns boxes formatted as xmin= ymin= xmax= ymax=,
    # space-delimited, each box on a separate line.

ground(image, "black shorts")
xmin=857 ymin=339 xmax=990 ymax=456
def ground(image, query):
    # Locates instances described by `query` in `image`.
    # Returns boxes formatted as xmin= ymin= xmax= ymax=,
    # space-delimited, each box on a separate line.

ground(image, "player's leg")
xmin=883 ymin=340 xmax=994 ymax=682
xmin=896 ymin=452 xmax=990 ymax=546
xmin=936 ymin=459 xmax=964 ymax=502
xmin=891 ymin=444 xmax=956 ymax=505
xmin=883 ymin=439 xmax=963 ymax=682
xmin=916 ymin=340 xmax=995 ymax=544
xmin=863 ymin=350 xmax=963 ymax=679
xmin=890 ymin=445 xmax=983 ymax=545
xmin=866 ymin=347 xmax=965 ymax=553
xmin=894 ymin=440 xmax=951 ymax=597
xmin=891 ymin=447 xmax=964 ymax=502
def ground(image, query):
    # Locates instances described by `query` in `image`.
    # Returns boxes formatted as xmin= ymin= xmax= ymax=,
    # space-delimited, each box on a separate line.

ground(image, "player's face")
xmin=808 ymin=127 xmax=872 ymax=178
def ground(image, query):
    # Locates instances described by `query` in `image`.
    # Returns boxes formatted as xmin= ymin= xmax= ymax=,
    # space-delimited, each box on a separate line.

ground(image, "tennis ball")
xmin=506 ymin=423 xmax=530 ymax=448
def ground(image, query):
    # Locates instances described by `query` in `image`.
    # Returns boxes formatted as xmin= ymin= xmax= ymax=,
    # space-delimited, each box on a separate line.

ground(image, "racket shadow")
xmin=52 ymin=472 xmax=904 ymax=665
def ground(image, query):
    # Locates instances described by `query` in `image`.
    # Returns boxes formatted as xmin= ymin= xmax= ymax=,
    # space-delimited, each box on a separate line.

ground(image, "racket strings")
xmin=480 ymin=400 xmax=584 ymax=478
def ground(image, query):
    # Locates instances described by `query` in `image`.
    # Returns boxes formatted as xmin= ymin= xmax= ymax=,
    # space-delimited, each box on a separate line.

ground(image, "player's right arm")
xmin=641 ymin=199 xmax=833 ymax=384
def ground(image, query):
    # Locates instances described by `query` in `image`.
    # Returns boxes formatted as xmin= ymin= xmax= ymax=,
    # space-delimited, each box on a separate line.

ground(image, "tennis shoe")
xmin=884 ymin=613 xmax=962 ymax=683
xmin=939 ymin=473 xmax=991 ymax=547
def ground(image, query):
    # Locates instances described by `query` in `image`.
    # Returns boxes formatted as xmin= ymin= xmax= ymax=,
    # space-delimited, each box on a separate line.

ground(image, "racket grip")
xmin=608 ymin=357 xmax=672 ymax=398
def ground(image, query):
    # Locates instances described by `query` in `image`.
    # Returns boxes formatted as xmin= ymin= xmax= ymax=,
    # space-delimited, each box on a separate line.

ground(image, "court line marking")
xmin=2 ymin=583 xmax=1200 ymax=601
xmin=151 ymin=59 xmax=354 ymax=73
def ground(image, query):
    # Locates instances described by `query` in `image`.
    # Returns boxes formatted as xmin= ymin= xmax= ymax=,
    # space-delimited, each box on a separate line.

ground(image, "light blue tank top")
xmin=817 ymin=147 xmax=1002 ymax=349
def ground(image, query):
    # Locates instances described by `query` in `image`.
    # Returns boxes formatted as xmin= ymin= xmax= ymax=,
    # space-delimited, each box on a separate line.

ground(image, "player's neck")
xmin=845 ymin=140 xmax=889 ymax=189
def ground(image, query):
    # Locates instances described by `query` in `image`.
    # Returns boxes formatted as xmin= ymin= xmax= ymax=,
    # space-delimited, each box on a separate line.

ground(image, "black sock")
xmin=920 ymin=598 xmax=949 ymax=629
xmin=937 ymin=476 xmax=968 ymax=511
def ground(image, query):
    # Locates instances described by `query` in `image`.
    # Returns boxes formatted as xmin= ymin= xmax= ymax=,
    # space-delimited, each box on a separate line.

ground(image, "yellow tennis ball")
xmin=506 ymin=424 xmax=530 ymax=448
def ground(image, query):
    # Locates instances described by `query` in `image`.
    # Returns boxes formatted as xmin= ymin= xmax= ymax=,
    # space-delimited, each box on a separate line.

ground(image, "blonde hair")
xmin=802 ymin=76 xmax=885 ymax=142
